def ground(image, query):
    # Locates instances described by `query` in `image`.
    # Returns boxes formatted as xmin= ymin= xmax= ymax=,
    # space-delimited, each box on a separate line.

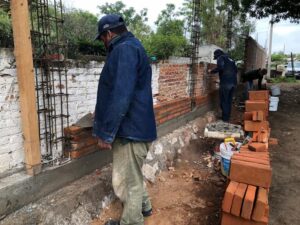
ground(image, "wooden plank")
xmin=10 ymin=0 xmax=41 ymax=175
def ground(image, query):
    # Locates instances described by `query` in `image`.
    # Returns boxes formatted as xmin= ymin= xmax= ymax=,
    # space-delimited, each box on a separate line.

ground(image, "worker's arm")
xmin=210 ymin=56 xmax=225 ymax=74
xmin=94 ymin=44 xmax=138 ymax=144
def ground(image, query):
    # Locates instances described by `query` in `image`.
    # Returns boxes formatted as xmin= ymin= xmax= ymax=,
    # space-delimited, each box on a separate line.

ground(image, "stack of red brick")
xmin=64 ymin=126 xmax=98 ymax=159
xmin=221 ymin=90 xmax=275 ymax=225
xmin=154 ymin=97 xmax=191 ymax=125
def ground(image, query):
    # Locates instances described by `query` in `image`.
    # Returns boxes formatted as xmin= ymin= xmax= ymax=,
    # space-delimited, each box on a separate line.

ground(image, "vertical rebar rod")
xmin=189 ymin=0 xmax=201 ymax=108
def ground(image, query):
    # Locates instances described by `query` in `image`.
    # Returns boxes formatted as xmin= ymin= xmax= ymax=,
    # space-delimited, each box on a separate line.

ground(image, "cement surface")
xmin=0 ymin=150 xmax=112 ymax=219
xmin=0 ymin=166 xmax=113 ymax=225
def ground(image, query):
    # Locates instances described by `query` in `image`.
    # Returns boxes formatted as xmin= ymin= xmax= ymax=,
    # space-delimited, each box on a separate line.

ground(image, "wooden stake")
xmin=10 ymin=0 xmax=41 ymax=175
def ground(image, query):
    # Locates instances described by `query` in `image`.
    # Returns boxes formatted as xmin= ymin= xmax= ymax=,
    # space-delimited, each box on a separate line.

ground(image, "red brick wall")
xmin=154 ymin=61 xmax=218 ymax=125
xmin=157 ymin=64 xmax=189 ymax=102
xmin=193 ymin=63 xmax=219 ymax=98
xmin=244 ymin=36 xmax=267 ymax=73
xmin=154 ymin=97 xmax=191 ymax=125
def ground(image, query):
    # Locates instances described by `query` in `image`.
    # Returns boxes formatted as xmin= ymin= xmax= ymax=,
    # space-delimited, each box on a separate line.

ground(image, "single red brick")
xmin=237 ymin=152 xmax=270 ymax=160
xmin=245 ymin=100 xmax=268 ymax=112
xmin=248 ymin=143 xmax=268 ymax=152
xmin=262 ymin=205 xmax=270 ymax=224
xmin=241 ymin=185 xmax=257 ymax=220
xmin=231 ymin=183 xmax=248 ymax=217
xmin=64 ymin=126 xmax=83 ymax=135
xmin=253 ymin=131 xmax=269 ymax=143
xmin=70 ymin=136 xmax=98 ymax=150
xmin=230 ymin=160 xmax=272 ymax=188
xmin=244 ymin=112 xmax=253 ymax=121
xmin=239 ymin=147 xmax=268 ymax=153
xmin=257 ymin=111 xmax=265 ymax=121
xmin=244 ymin=121 xmax=269 ymax=132
xmin=252 ymin=187 xmax=269 ymax=222
xmin=222 ymin=212 xmax=268 ymax=225
xmin=67 ymin=145 xmax=98 ymax=159
xmin=231 ymin=155 xmax=270 ymax=166
xmin=252 ymin=111 xmax=258 ymax=121
xmin=70 ymin=130 xmax=93 ymax=142
xmin=249 ymin=90 xmax=269 ymax=101
xmin=222 ymin=181 xmax=239 ymax=213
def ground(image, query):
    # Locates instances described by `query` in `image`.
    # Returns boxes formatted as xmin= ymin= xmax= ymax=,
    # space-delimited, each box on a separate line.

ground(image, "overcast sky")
xmin=64 ymin=0 xmax=300 ymax=54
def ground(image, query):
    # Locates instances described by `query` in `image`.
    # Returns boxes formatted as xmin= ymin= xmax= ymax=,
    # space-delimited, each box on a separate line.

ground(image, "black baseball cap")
xmin=95 ymin=14 xmax=125 ymax=40
xmin=213 ymin=49 xmax=224 ymax=60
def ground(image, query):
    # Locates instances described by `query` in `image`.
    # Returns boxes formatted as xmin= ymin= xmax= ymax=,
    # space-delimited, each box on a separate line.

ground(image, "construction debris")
xmin=204 ymin=121 xmax=244 ymax=139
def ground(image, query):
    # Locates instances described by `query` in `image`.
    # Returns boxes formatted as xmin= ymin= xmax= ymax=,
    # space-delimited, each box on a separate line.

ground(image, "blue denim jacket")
xmin=93 ymin=32 xmax=157 ymax=143
xmin=211 ymin=54 xmax=238 ymax=87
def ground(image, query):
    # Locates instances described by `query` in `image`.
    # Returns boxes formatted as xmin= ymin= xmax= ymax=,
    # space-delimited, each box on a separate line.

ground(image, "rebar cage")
xmin=29 ymin=0 xmax=70 ymax=165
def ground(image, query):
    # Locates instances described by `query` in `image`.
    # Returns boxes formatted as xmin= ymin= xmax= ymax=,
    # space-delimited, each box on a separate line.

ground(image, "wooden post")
xmin=10 ymin=0 xmax=41 ymax=175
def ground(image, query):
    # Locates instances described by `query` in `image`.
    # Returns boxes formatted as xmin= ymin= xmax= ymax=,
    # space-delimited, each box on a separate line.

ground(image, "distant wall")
xmin=244 ymin=36 xmax=267 ymax=72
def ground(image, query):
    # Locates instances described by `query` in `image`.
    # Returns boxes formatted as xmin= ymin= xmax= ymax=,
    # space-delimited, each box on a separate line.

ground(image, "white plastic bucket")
xmin=220 ymin=142 xmax=237 ymax=177
xmin=270 ymin=85 xmax=281 ymax=96
xmin=269 ymin=96 xmax=279 ymax=111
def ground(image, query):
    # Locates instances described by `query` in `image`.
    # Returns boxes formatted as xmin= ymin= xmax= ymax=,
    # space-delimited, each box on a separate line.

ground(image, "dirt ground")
xmin=92 ymin=82 xmax=300 ymax=225
xmin=92 ymin=137 xmax=226 ymax=225
xmin=267 ymin=83 xmax=300 ymax=225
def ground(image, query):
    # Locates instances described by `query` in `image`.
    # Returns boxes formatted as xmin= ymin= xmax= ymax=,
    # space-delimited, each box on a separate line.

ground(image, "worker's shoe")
xmin=104 ymin=219 xmax=120 ymax=225
xmin=142 ymin=208 xmax=153 ymax=217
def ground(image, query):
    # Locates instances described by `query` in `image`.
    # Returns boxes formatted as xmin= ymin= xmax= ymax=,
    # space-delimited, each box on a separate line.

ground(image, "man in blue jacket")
xmin=209 ymin=49 xmax=237 ymax=122
xmin=94 ymin=14 xmax=157 ymax=225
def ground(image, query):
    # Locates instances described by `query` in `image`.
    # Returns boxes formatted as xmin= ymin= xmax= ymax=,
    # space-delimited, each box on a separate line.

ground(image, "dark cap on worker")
xmin=95 ymin=14 xmax=125 ymax=40
xmin=213 ymin=49 xmax=224 ymax=60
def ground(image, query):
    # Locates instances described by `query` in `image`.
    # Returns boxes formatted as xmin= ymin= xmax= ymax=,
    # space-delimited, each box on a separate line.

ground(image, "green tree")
xmin=180 ymin=0 xmax=255 ymax=60
xmin=97 ymin=1 xmax=151 ymax=41
xmin=241 ymin=0 xmax=300 ymax=23
xmin=271 ymin=52 xmax=286 ymax=64
xmin=64 ymin=9 xmax=98 ymax=43
xmin=0 ymin=8 xmax=12 ymax=47
xmin=143 ymin=34 xmax=188 ymax=60
xmin=62 ymin=9 xmax=106 ymax=57
xmin=143 ymin=4 xmax=188 ymax=59
xmin=229 ymin=9 xmax=255 ymax=61
xmin=180 ymin=0 xmax=228 ymax=47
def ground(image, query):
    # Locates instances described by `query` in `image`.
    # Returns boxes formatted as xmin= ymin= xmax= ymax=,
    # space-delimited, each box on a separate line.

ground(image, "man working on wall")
xmin=209 ymin=49 xmax=238 ymax=122
xmin=241 ymin=68 xmax=268 ymax=99
xmin=93 ymin=14 xmax=157 ymax=225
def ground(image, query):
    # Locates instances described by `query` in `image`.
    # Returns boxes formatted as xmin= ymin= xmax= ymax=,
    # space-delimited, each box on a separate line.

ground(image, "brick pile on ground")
xmin=64 ymin=126 xmax=98 ymax=159
xmin=221 ymin=90 xmax=278 ymax=225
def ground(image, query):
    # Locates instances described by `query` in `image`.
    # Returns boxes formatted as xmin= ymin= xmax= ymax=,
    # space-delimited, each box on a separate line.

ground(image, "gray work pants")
xmin=112 ymin=139 xmax=152 ymax=225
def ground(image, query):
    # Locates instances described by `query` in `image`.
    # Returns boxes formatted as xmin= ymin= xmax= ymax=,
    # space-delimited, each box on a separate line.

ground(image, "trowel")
xmin=74 ymin=112 xmax=94 ymax=128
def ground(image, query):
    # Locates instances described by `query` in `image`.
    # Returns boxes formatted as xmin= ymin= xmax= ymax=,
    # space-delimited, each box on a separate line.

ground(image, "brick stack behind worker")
xmin=221 ymin=90 xmax=278 ymax=225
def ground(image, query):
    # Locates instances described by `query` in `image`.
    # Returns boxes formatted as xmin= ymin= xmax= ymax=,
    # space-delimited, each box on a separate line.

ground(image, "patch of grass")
xmin=269 ymin=77 xmax=297 ymax=83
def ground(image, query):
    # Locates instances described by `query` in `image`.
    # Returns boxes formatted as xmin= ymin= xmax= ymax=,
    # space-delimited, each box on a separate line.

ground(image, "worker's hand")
xmin=208 ymin=69 xmax=211 ymax=74
xmin=97 ymin=138 xmax=112 ymax=150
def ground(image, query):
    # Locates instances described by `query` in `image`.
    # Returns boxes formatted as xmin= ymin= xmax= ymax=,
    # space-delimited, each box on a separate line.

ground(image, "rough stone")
xmin=154 ymin=143 xmax=163 ymax=155
xmin=142 ymin=164 xmax=157 ymax=183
